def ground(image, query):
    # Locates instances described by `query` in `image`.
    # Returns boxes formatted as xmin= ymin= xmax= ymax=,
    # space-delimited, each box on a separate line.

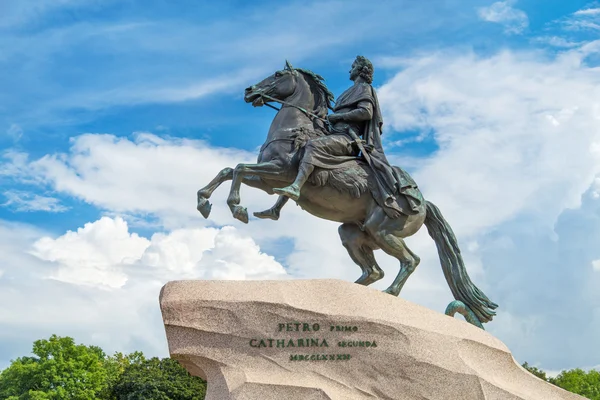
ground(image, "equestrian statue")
xmin=196 ymin=56 xmax=498 ymax=329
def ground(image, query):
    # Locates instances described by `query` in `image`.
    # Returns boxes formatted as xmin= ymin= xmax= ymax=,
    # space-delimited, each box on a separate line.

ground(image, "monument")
xmin=160 ymin=57 xmax=583 ymax=399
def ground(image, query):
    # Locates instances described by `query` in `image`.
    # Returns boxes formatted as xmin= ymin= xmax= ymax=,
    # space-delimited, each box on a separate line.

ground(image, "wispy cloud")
xmin=0 ymin=0 xmax=488 ymax=130
xmin=0 ymin=0 xmax=117 ymax=29
xmin=2 ymin=190 xmax=68 ymax=212
xmin=560 ymin=4 xmax=600 ymax=32
xmin=574 ymin=7 xmax=600 ymax=16
xmin=0 ymin=151 xmax=43 ymax=186
xmin=532 ymin=36 xmax=582 ymax=48
xmin=566 ymin=20 xmax=600 ymax=31
xmin=5 ymin=124 xmax=22 ymax=141
xmin=477 ymin=0 xmax=529 ymax=34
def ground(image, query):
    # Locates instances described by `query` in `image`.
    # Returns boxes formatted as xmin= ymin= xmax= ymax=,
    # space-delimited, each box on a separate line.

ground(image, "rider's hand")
xmin=354 ymin=139 xmax=374 ymax=153
xmin=327 ymin=113 xmax=342 ymax=124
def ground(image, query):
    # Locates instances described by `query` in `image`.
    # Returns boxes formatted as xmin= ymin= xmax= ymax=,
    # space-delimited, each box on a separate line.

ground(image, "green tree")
xmin=98 ymin=352 xmax=144 ymax=400
xmin=522 ymin=362 xmax=550 ymax=381
xmin=0 ymin=335 xmax=109 ymax=400
xmin=0 ymin=335 xmax=206 ymax=400
xmin=522 ymin=361 xmax=600 ymax=399
xmin=110 ymin=354 xmax=206 ymax=400
xmin=551 ymin=368 xmax=600 ymax=400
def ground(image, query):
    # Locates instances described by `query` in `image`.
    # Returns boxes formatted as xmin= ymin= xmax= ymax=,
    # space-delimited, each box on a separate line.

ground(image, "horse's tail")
xmin=424 ymin=200 xmax=498 ymax=324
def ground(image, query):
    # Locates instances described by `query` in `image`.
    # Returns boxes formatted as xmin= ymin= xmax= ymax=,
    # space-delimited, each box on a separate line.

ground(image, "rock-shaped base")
xmin=160 ymin=280 xmax=582 ymax=400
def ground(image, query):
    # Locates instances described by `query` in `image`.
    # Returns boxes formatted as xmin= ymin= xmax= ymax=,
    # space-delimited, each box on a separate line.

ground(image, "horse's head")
xmin=244 ymin=60 xmax=300 ymax=107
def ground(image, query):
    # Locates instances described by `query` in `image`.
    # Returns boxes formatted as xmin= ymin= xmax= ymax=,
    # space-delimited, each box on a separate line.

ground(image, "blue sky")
xmin=2 ymin=0 xmax=600 ymax=376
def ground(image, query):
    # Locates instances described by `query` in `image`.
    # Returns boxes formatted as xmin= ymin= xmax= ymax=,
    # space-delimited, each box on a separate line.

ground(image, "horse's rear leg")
xmin=371 ymin=231 xmax=420 ymax=296
xmin=338 ymin=223 xmax=384 ymax=286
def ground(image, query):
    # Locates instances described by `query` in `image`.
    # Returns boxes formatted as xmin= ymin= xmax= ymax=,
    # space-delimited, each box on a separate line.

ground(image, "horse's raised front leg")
xmin=197 ymin=167 xmax=233 ymax=218
xmin=197 ymin=168 xmax=277 ymax=219
xmin=227 ymin=161 xmax=284 ymax=223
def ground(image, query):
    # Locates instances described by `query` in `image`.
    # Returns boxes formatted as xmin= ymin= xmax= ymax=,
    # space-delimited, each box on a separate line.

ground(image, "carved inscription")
xmin=248 ymin=321 xmax=377 ymax=362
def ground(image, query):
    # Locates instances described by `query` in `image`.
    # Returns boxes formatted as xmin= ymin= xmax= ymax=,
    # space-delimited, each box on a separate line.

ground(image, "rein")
xmin=259 ymin=93 xmax=327 ymax=123
xmin=255 ymin=80 xmax=331 ymax=154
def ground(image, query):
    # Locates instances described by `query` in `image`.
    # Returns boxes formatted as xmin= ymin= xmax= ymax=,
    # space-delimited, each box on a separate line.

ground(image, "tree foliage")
xmin=551 ymin=368 xmax=600 ymax=400
xmin=522 ymin=362 xmax=549 ymax=381
xmin=0 ymin=335 xmax=108 ymax=400
xmin=5 ymin=336 xmax=599 ymax=400
xmin=0 ymin=336 xmax=206 ymax=400
xmin=111 ymin=355 xmax=206 ymax=400
xmin=523 ymin=361 xmax=600 ymax=399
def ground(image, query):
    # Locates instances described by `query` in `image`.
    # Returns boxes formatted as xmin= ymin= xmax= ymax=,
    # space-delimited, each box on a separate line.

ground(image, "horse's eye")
xmin=275 ymin=72 xmax=283 ymax=78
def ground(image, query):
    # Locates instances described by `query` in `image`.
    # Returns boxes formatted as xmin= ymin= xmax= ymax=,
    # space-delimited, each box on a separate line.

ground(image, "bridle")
xmin=255 ymin=93 xmax=331 ymax=154
xmin=252 ymin=73 xmax=332 ymax=153
xmin=257 ymin=92 xmax=328 ymax=123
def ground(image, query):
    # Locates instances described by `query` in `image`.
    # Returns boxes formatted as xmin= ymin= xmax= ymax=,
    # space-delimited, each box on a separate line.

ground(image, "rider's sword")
xmin=346 ymin=128 xmax=399 ymax=209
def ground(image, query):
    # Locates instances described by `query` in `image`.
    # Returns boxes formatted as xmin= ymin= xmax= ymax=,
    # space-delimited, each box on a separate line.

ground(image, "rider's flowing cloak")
xmin=333 ymin=83 xmax=423 ymax=218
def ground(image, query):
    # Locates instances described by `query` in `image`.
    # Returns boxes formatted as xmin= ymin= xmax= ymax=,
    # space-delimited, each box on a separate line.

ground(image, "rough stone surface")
xmin=160 ymin=279 xmax=583 ymax=400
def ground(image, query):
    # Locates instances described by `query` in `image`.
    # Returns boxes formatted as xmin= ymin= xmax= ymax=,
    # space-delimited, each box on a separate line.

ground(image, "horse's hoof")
xmin=233 ymin=206 xmax=249 ymax=224
xmin=357 ymin=269 xmax=384 ymax=286
xmin=383 ymin=287 xmax=399 ymax=297
xmin=197 ymin=198 xmax=212 ymax=219
xmin=354 ymin=273 xmax=370 ymax=286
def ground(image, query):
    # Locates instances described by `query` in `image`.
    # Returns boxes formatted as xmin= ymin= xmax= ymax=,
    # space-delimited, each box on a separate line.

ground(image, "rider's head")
xmin=353 ymin=56 xmax=374 ymax=84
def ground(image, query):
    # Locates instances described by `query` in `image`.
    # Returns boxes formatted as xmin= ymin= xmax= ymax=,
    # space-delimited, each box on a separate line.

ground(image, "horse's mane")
xmin=295 ymin=68 xmax=334 ymax=118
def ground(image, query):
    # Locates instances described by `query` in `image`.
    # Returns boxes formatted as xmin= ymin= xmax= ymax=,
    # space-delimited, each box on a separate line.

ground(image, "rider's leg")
xmin=274 ymin=134 xmax=353 ymax=201
xmin=273 ymin=162 xmax=314 ymax=201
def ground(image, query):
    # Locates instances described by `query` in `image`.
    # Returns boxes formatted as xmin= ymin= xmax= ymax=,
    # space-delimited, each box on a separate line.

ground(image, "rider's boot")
xmin=273 ymin=163 xmax=314 ymax=201
xmin=253 ymin=196 xmax=289 ymax=220
xmin=253 ymin=208 xmax=280 ymax=220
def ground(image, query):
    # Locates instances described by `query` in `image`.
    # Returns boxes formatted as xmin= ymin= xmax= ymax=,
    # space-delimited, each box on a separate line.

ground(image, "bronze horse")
xmin=197 ymin=62 xmax=497 ymax=328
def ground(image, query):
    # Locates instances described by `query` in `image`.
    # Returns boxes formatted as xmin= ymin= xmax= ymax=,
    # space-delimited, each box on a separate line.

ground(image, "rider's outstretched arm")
xmin=332 ymin=101 xmax=373 ymax=122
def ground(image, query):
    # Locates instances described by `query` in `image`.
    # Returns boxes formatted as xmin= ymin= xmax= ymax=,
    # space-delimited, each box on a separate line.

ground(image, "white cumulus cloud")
xmin=378 ymin=44 xmax=600 ymax=237
xmin=0 ymin=216 xmax=288 ymax=368
xmin=376 ymin=40 xmax=600 ymax=370
xmin=30 ymin=216 xmax=288 ymax=289
xmin=30 ymin=217 xmax=150 ymax=288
